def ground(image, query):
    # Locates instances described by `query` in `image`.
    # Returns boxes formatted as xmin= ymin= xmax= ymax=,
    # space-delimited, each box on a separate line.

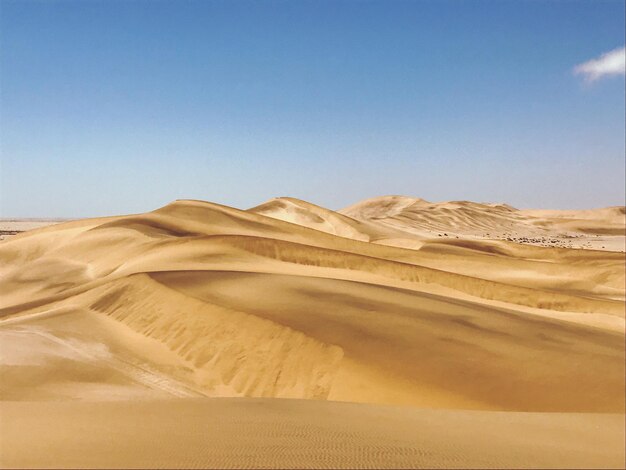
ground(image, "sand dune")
xmin=341 ymin=195 xmax=626 ymax=251
xmin=1 ymin=196 xmax=624 ymax=468
xmin=249 ymin=197 xmax=399 ymax=241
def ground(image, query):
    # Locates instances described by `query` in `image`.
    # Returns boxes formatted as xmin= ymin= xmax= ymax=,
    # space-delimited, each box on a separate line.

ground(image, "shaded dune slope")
xmin=1 ymin=200 xmax=623 ymax=315
xmin=1 ymin=198 xmax=624 ymax=413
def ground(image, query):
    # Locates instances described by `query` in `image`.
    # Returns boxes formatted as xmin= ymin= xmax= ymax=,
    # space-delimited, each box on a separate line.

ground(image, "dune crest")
xmin=88 ymin=274 xmax=344 ymax=399
xmin=1 ymin=195 xmax=624 ymax=468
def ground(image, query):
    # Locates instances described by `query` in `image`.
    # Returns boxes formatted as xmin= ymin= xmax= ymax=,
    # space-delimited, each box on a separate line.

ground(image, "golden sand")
xmin=1 ymin=197 xmax=624 ymax=468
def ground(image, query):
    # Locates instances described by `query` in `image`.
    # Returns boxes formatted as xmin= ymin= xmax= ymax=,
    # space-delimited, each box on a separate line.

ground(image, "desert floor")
xmin=0 ymin=218 xmax=71 ymax=241
xmin=1 ymin=196 xmax=624 ymax=468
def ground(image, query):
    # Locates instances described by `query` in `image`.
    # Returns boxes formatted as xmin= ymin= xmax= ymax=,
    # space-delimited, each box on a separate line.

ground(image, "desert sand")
xmin=0 ymin=196 xmax=624 ymax=468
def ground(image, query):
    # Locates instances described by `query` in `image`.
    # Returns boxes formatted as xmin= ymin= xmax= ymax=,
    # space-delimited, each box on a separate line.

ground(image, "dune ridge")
xmin=88 ymin=274 xmax=343 ymax=399
xmin=1 ymin=200 xmax=623 ymax=317
xmin=1 ymin=195 xmax=624 ymax=468
xmin=341 ymin=195 xmax=626 ymax=250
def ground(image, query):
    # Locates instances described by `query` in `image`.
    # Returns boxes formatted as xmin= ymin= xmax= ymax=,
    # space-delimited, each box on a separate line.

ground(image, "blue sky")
xmin=1 ymin=0 xmax=624 ymax=217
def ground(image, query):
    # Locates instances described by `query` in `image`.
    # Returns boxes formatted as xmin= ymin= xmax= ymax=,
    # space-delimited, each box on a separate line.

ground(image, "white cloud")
xmin=574 ymin=46 xmax=625 ymax=82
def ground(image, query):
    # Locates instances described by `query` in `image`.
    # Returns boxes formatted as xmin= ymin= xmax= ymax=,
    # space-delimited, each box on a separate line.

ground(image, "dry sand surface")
xmin=2 ymin=399 xmax=624 ymax=469
xmin=0 ymin=196 xmax=624 ymax=468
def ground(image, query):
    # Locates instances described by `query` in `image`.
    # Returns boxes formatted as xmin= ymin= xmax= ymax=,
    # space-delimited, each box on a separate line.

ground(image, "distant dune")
xmin=1 ymin=196 xmax=624 ymax=468
xmin=341 ymin=195 xmax=625 ymax=250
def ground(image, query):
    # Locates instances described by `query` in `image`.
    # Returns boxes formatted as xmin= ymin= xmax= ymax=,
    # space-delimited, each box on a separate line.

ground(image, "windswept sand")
xmin=1 ymin=196 xmax=624 ymax=468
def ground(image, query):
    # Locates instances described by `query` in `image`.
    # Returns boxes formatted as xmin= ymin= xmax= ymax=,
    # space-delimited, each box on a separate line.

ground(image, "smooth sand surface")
xmin=2 ymin=399 xmax=624 ymax=469
xmin=1 ymin=196 xmax=624 ymax=468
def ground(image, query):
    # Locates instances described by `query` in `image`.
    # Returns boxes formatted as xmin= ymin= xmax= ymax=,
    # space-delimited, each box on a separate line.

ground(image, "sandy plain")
xmin=0 ymin=218 xmax=70 ymax=241
xmin=0 ymin=196 xmax=624 ymax=468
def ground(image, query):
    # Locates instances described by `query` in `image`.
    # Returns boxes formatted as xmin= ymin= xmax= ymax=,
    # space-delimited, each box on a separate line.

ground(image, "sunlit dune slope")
xmin=2 ymin=199 xmax=622 ymax=315
xmin=249 ymin=197 xmax=402 ymax=241
xmin=0 ymin=197 xmax=624 ymax=413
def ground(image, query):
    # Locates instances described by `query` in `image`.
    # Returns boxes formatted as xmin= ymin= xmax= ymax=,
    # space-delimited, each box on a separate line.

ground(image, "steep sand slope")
xmin=151 ymin=270 xmax=624 ymax=411
xmin=1 ymin=197 xmax=624 ymax=468
xmin=2 ymin=270 xmax=623 ymax=411
xmin=1 ymin=199 xmax=623 ymax=405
